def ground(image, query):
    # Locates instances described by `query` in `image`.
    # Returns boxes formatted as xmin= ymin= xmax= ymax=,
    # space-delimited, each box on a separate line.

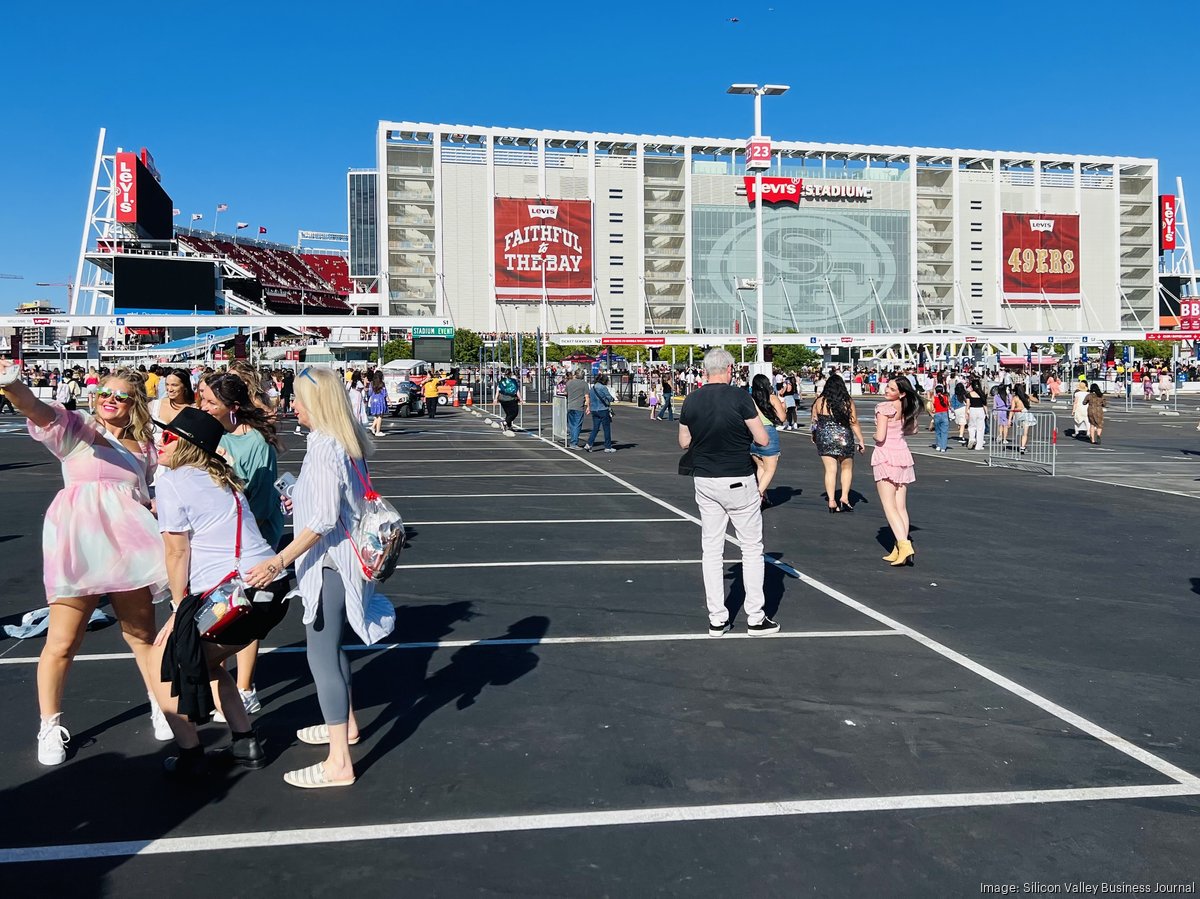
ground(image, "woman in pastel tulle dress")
xmin=872 ymin=374 xmax=920 ymax=568
xmin=0 ymin=360 xmax=169 ymax=765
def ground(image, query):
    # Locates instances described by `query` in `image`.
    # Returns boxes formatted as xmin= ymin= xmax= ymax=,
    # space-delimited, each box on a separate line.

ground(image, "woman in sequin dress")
xmin=810 ymin=374 xmax=865 ymax=512
xmin=873 ymin=375 xmax=919 ymax=567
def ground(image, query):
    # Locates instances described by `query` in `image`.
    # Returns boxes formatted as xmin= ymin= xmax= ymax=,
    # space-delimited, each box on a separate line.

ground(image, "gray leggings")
xmin=306 ymin=568 xmax=353 ymax=725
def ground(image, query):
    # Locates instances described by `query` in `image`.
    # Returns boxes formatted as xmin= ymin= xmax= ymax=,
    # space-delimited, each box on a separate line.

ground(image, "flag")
xmin=258 ymin=226 xmax=267 ymax=235
xmin=172 ymin=208 xmax=181 ymax=217
xmin=191 ymin=213 xmax=203 ymax=221
xmin=236 ymin=222 xmax=249 ymax=230
xmin=216 ymin=203 xmax=228 ymax=212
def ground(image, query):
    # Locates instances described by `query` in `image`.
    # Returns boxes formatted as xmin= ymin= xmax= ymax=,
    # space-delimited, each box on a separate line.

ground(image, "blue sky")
xmin=1 ymin=0 xmax=1196 ymax=313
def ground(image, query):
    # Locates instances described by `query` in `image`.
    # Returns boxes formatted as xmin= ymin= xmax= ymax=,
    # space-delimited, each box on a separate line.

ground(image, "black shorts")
xmin=204 ymin=576 xmax=293 ymax=646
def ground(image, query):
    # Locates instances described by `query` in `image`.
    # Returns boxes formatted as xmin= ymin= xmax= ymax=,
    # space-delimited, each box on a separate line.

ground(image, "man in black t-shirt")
xmin=679 ymin=349 xmax=779 ymax=637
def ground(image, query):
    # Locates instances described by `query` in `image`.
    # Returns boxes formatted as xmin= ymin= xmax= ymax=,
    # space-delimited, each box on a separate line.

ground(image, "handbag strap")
xmin=233 ymin=492 xmax=243 ymax=562
xmin=348 ymin=457 xmax=379 ymax=502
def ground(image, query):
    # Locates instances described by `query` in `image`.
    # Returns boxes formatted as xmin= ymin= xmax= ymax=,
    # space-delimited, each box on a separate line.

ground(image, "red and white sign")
xmin=744 ymin=177 xmax=802 ymax=205
xmin=601 ymin=336 xmax=665 ymax=347
xmin=1161 ymin=195 xmax=1177 ymax=251
xmin=1145 ymin=332 xmax=1200 ymax=341
xmin=1002 ymin=213 xmax=1080 ymax=305
xmin=746 ymin=136 xmax=772 ymax=171
xmin=115 ymin=152 xmax=139 ymax=223
xmin=1177 ymin=299 xmax=1200 ymax=331
xmin=494 ymin=198 xmax=593 ymax=304
xmin=32 ymin=317 xmax=50 ymax=325
xmin=214 ymin=349 xmax=226 ymax=360
xmin=285 ymin=350 xmax=301 ymax=361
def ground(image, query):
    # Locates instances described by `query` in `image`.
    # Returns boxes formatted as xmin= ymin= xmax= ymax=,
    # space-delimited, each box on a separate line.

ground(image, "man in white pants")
xmin=678 ymin=348 xmax=780 ymax=637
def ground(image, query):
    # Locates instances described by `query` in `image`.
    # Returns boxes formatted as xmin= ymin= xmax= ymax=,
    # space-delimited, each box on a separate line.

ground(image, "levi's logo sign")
xmin=528 ymin=205 xmax=559 ymax=219
xmin=743 ymin=177 xmax=802 ymax=204
xmin=1029 ymin=219 xmax=1055 ymax=233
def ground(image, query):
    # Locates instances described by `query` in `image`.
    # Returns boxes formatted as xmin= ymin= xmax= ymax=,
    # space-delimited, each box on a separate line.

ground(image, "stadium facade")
xmin=359 ymin=121 xmax=1161 ymax=338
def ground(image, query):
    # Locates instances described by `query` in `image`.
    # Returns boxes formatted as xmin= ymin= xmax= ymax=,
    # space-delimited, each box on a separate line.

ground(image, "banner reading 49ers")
xmin=494 ymin=198 xmax=593 ymax=303
xmin=1002 ymin=213 xmax=1080 ymax=305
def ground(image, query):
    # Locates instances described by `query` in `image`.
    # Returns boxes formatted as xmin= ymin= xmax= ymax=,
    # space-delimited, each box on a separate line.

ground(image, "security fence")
xmin=986 ymin=409 xmax=1057 ymax=475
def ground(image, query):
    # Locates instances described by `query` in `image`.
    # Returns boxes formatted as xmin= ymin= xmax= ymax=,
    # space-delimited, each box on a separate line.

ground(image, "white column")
xmin=486 ymin=133 xmax=497 ymax=334
xmin=375 ymin=124 xmax=390 ymax=317
xmin=636 ymin=141 xmax=646 ymax=334
xmin=588 ymin=139 xmax=599 ymax=334
xmin=684 ymin=143 xmax=693 ymax=334
xmin=909 ymin=154 xmax=919 ymax=330
xmin=433 ymin=131 xmax=444 ymax=318
xmin=1074 ymin=161 xmax=1083 ymax=331
xmin=951 ymin=155 xmax=961 ymax=327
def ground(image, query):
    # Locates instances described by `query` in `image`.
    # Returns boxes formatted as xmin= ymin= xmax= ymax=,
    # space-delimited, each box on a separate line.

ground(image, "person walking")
xmin=150 ymin=407 xmax=292 ymax=778
xmin=658 ymin=375 xmax=675 ymax=421
xmin=992 ymin=383 xmax=1012 ymax=446
xmin=874 ymin=374 xmax=919 ymax=567
xmin=585 ymin=373 xmax=616 ymax=453
xmin=0 ymin=361 xmax=170 ymax=765
xmin=646 ymin=382 xmax=660 ymax=420
xmin=565 ymin=370 xmax=588 ymax=448
xmin=243 ymin=366 xmax=394 ymax=789
xmin=951 ymin=382 xmax=968 ymax=445
xmin=495 ymin=370 xmax=521 ymax=436
xmin=1084 ymin=383 xmax=1107 ymax=445
xmin=749 ymin=374 xmax=786 ymax=509
xmin=1071 ymin=378 xmax=1091 ymax=440
xmin=810 ymin=373 xmax=865 ymax=512
xmin=778 ymin=375 xmax=797 ymax=430
xmin=365 ymin=373 xmax=388 ymax=437
xmin=931 ymin=383 xmax=950 ymax=452
xmin=422 ymin=373 xmax=442 ymax=419
xmin=966 ymin=377 xmax=987 ymax=451
xmin=678 ymin=349 xmax=778 ymax=636
xmin=1011 ymin=384 xmax=1037 ymax=455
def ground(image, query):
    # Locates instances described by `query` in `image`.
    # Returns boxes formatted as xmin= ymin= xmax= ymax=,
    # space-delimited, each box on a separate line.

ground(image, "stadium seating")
xmin=177 ymin=233 xmax=350 ymax=313
xmin=301 ymin=253 xmax=352 ymax=293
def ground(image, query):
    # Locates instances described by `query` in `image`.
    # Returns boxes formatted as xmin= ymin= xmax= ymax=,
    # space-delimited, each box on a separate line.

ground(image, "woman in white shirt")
xmin=151 ymin=407 xmax=292 ymax=779
xmin=244 ymin=366 xmax=394 ymax=789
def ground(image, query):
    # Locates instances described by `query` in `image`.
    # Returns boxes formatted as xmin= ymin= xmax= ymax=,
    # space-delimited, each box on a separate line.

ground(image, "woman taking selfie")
xmin=0 ymin=361 xmax=169 ymax=765
xmin=873 ymin=374 xmax=919 ymax=567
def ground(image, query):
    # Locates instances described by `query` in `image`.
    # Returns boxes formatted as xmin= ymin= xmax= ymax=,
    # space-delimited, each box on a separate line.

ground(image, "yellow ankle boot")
xmin=882 ymin=544 xmax=899 ymax=562
xmin=890 ymin=540 xmax=915 ymax=567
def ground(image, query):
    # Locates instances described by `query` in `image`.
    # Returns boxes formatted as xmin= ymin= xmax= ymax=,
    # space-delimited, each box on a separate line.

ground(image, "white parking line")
xmin=391 ymin=492 xmax=636 ymax=499
xmin=3 ymin=783 xmax=1194 ymax=862
xmin=407 ymin=518 xmax=688 ymax=526
xmin=0 ymin=629 xmax=904 ymax=665
xmin=370 ymin=473 xmax=607 ymax=479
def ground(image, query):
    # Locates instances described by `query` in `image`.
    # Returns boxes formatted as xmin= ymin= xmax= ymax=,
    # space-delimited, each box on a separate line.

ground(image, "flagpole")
xmin=213 ymin=205 xmax=219 ymax=235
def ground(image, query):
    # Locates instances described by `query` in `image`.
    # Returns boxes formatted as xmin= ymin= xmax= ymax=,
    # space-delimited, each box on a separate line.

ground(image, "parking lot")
xmin=1 ymin=402 xmax=1199 ymax=896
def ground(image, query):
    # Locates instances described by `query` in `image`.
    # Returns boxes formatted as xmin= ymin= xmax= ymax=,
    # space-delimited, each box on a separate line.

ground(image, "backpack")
xmin=56 ymin=380 xmax=73 ymax=403
xmin=498 ymin=376 xmax=519 ymax=397
xmin=344 ymin=460 xmax=404 ymax=582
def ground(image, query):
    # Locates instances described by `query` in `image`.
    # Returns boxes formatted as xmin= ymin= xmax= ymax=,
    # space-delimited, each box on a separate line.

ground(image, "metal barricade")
xmin=552 ymin=394 xmax=567 ymax=443
xmin=986 ymin=409 xmax=1056 ymax=475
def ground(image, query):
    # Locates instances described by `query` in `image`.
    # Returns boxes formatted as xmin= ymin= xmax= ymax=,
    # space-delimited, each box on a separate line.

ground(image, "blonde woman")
xmin=244 ymin=367 xmax=394 ymax=788
xmin=0 ymin=361 xmax=169 ymax=765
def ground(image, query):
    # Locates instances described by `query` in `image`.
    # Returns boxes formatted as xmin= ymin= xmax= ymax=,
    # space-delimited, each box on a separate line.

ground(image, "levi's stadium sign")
xmin=743 ymin=177 xmax=873 ymax=205
xmin=494 ymin=197 xmax=593 ymax=304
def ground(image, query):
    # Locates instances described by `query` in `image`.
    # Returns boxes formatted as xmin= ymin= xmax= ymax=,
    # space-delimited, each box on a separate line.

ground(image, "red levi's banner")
xmin=1176 ymin=298 xmax=1200 ymax=331
xmin=1002 ymin=213 xmax=1080 ymax=305
xmin=1161 ymin=195 xmax=1178 ymax=251
xmin=743 ymin=176 xmax=802 ymax=205
xmin=494 ymin=198 xmax=593 ymax=304
xmin=114 ymin=152 xmax=139 ymax=224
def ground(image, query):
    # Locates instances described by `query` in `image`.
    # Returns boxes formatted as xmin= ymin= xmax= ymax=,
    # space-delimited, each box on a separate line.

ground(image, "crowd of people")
xmin=0 ymin=356 xmax=393 ymax=789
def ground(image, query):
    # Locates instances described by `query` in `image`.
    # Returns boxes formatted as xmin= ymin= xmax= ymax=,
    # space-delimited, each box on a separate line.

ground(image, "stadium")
xmin=363 ymin=120 xmax=1180 ymax=342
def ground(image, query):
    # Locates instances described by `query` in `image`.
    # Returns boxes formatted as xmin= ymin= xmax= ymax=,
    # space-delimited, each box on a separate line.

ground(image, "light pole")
xmin=727 ymin=83 xmax=789 ymax=366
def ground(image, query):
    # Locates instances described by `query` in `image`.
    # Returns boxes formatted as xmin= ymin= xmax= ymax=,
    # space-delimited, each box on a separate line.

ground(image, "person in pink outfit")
xmin=872 ymin=375 xmax=919 ymax=567
xmin=0 ymin=360 xmax=169 ymax=765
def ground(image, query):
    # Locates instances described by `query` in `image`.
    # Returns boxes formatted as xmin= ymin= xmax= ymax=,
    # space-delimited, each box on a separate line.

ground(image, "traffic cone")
xmin=466 ymin=389 xmax=473 ymax=407
xmin=453 ymin=391 xmax=460 ymax=407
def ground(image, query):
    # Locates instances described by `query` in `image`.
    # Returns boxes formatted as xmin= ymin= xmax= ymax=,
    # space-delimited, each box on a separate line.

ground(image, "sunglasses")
xmin=161 ymin=431 xmax=179 ymax=445
xmin=96 ymin=388 xmax=132 ymax=403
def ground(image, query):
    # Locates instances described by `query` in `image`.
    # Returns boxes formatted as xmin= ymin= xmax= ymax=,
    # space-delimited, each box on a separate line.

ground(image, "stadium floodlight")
xmin=762 ymin=84 xmax=790 ymax=95
xmin=727 ymin=84 xmax=759 ymax=95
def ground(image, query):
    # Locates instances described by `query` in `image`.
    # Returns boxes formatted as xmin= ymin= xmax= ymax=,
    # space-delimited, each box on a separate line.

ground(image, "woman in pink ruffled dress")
xmin=0 ymin=360 xmax=169 ymax=765
xmin=873 ymin=375 xmax=919 ymax=568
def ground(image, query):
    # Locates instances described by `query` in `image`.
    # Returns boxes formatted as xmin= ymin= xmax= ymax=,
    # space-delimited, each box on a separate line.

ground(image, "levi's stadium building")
xmin=360 ymin=121 xmax=1162 ymax=340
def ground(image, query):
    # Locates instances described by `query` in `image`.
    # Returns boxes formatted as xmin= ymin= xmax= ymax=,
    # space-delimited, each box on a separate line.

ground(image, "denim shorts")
xmin=750 ymin=425 xmax=781 ymax=458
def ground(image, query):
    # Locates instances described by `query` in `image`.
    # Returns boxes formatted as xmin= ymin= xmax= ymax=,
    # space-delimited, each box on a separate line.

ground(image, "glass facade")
xmin=348 ymin=171 xmax=377 ymax=278
xmin=691 ymin=206 xmax=911 ymax=334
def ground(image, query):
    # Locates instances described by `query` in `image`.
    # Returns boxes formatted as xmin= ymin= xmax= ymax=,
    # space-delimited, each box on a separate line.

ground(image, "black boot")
xmin=164 ymin=745 xmax=208 ymax=780
xmin=228 ymin=730 xmax=266 ymax=769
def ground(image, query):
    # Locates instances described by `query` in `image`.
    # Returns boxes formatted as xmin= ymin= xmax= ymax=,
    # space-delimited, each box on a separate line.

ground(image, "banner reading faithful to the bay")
xmin=1002 ymin=213 xmax=1080 ymax=305
xmin=494 ymin=198 xmax=593 ymax=303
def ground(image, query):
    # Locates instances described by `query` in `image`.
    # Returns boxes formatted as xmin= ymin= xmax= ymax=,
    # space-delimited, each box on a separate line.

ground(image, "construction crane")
xmin=0 ymin=273 xmax=24 ymax=279
xmin=35 ymin=281 xmax=73 ymax=305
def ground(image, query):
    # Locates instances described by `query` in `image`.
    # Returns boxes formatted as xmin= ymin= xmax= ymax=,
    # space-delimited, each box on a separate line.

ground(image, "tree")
xmin=369 ymin=339 xmax=412 ymax=364
xmin=1117 ymin=340 xmax=1173 ymax=363
xmin=452 ymin=329 xmax=483 ymax=364
xmin=771 ymin=345 xmax=822 ymax=370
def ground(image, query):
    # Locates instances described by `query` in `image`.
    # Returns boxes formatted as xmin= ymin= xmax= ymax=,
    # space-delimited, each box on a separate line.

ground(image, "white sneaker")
xmin=294 ymin=426 xmax=302 ymax=435
xmin=149 ymin=696 xmax=173 ymax=741
xmin=503 ymin=429 xmax=515 ymax=437
xmin=37 ymin=716 xmax=69 ymax=766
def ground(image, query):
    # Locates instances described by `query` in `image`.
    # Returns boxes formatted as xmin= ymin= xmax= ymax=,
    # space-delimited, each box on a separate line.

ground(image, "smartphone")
xmin=274 ymin=471 xmax=297 ymax=497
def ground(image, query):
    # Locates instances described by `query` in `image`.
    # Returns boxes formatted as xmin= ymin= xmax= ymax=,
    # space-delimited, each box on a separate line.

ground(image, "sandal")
xmin=296 ymin=724 xmax=361 ymax=746
xmin=283 ymin=762 xmax=355 ymax=789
